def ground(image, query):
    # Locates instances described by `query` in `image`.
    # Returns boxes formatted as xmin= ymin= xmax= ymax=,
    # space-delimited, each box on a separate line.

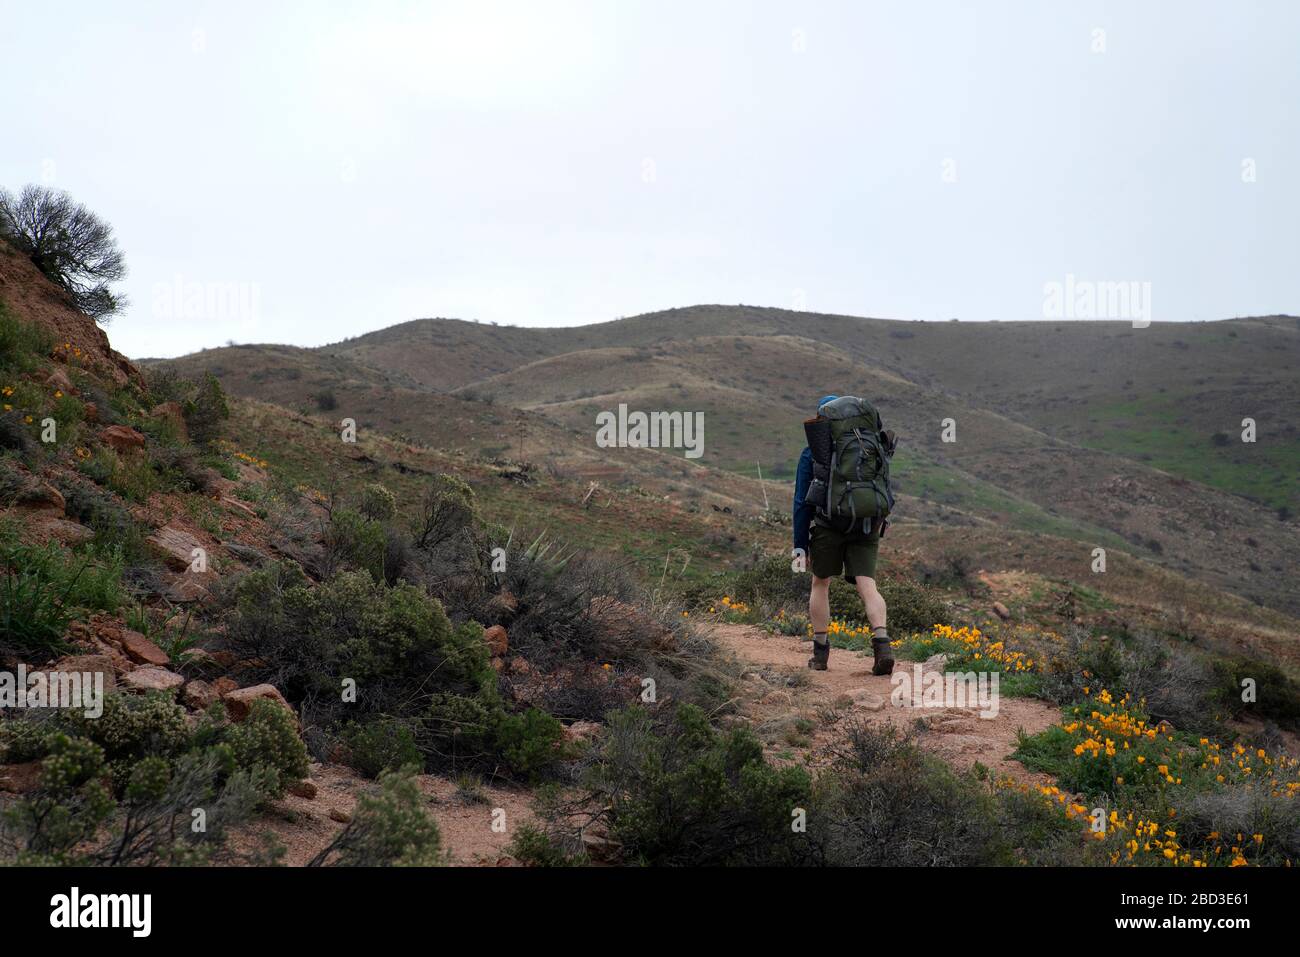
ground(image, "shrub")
xmin=183 ymin=372 xmax=229 ymax=448
xmin=811 ymin=723 xmax=1017 ymax=866
xmin=494 ymin=708 xmax=565 ymax=779
xmin=878 ymin=577 xmax=952 ymax=633
xmin=590 ymin=704 xmax=811 ymax=866
xmin=508 ymin=823 xmax=584 ymax=866
xmin=359 ymin=482 xmax=396 ymax=522
xmin=226 ymin=698 xmax=309 ymax=798
xmin=411 ymin=473 xmax=476 ymax=551
xmin=221 ymin=565 xmax=521 ymax=772
xmin=344 ymin=717 xmax=422 ymax=780
xmin=322 ymin=507 xmax=386 ymax=581
xmin=309 ymin=766 xmax=442 ymax=866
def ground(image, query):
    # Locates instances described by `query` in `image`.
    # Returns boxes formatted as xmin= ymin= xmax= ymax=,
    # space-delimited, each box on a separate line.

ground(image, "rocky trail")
xmin=708 ymin=622 xmax=1060 ymax=786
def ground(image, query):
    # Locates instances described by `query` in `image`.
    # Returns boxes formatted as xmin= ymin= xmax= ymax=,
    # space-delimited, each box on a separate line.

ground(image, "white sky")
xmin=2 ymin=0 xmax=1296 ymax=358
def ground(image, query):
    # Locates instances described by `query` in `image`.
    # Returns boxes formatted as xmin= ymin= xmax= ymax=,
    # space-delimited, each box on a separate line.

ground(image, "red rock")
xmin=117 ymin=629 xmax=170 ymax=666
xmin=121 ymin=666 xmax=185 ymax=694
xmin=0 ymin=761 xmax=44 ymax=794
xmin=52 ymin=654 xmax=118 ymax=693
xmin=182 ymin=679 xmax=218 ymax=710
xmin=15 ymin=482 xmax=65 ymax=515
xmin=146 ymin=525 xmax=204 ymax=571
xmin=99 ymin=424 xmax=145 ymax=453
xmin=287 ymin=779 xmax=318 ymax=799
xmin=222 ymin=683 xmax=296 ymax=723
xmin=82 ymin=402 xmax=100 ymax=423
xmin=483 ymin=624 xmax=509 ymax=658
xmin=221 ymin=496 xmax=258 ymax=518
xmin=43 ymin=367 xmax=77 ymax=395
xmin=563 ymin=720 xmax=601 ymax=744
xmin=211 ymin=676 xmax=239 ymax=696
xmin=162 ymin=574 xmax=212 ymax=603
xmin=33 ymin=517 xmax=94 ymax=545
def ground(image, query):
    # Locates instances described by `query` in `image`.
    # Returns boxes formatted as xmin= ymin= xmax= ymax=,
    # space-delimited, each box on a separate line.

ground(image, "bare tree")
xmin=0 ymin=184 xmax=127 ymax=322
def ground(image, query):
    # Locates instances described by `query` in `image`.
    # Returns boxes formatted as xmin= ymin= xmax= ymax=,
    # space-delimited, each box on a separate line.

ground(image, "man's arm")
xmin=792 ymin=447 xmax=813 ymax=553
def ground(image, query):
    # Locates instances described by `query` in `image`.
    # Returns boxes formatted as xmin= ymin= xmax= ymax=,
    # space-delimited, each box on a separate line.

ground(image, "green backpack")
xmin=803 ymin=395 xmax=896 ymax=534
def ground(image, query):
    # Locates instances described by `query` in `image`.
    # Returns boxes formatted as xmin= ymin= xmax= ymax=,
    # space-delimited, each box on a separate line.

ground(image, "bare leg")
xmin=810 ymin=575 xmax=831 ymax=633
xmin=855 ymin=576 xmax=887 ymax=631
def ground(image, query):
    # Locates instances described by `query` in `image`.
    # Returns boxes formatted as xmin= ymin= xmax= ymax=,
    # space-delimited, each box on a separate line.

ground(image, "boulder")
xmin=99 ymin=425 xmax=145 ymax=454
xmin=223 ymin=541 xmax=269 ymax=565
xmin=121 ymin=667 xmax=185 ymax=694
xmin=15 ymin=481 xmax=64 ymax=516
xmin=580 ymin=829 xmax=623 ymax=864
xmin=182 ymin=679 xmax=218 ymax=711
xmin=146 ymin=525 xmax=204 ymax=571
xmin=922 ymin=653 xmax=950 ymax=674
xmin=43 ymin=367 xmax=77 ymax=396
xmin=483 ymin=624 xmax=509 ymax=658
xmin=116 ymin=629 xmax=171 ymax=667
xmin=286 ymin=779 xmax=318 ymax=800
xmin=211 ymin=676 xmax=239 ymax=696
xmin=161 ymin=573 xmax=212 ymax=604
xmin=222 ymin=683 xmax=296 ymax=723
xmin=846 ymin=687 xmax=887 ymax=711
xmin=52 ymin=654 xmax=118 ymax=694
xmin=220 ymin=496 xmax=258 ymax=519
xmin=33 ymin=517 xmax=94 ymax=545
xmin=328 ymin=808 xmax=352 ymax=824
xmin=563 ymin=720 xmax=602 ymax=745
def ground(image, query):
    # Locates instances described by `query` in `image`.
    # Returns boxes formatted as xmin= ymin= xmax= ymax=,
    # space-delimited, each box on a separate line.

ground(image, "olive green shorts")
xmin=810 ymin=521 xmax=880 ymax=581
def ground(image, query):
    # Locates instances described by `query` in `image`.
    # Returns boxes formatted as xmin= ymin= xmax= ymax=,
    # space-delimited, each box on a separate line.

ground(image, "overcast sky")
xmin=2 ymin=0 xmax=1296 ymax=358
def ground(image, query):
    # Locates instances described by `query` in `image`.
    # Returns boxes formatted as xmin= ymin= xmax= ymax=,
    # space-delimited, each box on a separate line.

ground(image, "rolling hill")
xmin=150 ymin=306 xmax=1300 ymax=617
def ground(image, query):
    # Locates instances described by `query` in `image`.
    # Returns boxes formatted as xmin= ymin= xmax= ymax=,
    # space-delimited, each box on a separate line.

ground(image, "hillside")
xmin=5 ymin=235 xmax=1300 ymax=874
xmin=153 ymin=307 xmax=1300 ymax=617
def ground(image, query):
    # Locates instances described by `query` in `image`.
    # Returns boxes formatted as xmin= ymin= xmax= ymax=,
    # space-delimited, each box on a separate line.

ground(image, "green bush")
xmin=183 ymin=372 xmax=229 ymax=448
xmin=879 ymin=577 xmax=952 ymax=633
xmin=0 ymin=536 xmax=125 ymax=657
xmin=812 ymin=723 xmax=1020 ymax=866
xmin=323 ymin=507 xmax=387 ymax=581
xmin=494 ymin=708 xmax=565 ymax=779
xmin=309 ymin=765 xmax=442 ymax=867
xmin=591 ymin=704 xmax=811 ymax=866
xmin=360 ymin=482 xmax=397 ymax=523
xmin=221 ymin=565 xmax=539 ymax=773
xmin=508 ymin=823 xmax=584 ymax=866
xmin=226 ymin=698 xmax=309 ymax=798
xmin=344 ymin=717 xmax=422 ymax=779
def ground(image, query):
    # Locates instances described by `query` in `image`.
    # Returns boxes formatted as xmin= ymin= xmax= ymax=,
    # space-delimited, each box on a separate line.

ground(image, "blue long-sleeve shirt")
xmin=792 ymin=446 xmax=814 ymax=553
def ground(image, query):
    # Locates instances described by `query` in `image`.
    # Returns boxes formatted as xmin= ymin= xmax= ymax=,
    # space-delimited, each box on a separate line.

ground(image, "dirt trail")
xmin=232 ymin=765 xmax=535 ymax=866
xmin=708 ymin=622 xmax=1059 ymax=786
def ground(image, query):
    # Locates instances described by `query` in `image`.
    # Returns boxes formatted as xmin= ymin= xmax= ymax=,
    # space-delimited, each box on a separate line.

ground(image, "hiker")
xmin=793 ymin=395 xmax=898 ymax=673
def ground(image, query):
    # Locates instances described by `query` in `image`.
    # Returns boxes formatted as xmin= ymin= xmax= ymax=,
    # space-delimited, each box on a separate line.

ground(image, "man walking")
xmin=792 ymin=395 xmax=896 ymax=674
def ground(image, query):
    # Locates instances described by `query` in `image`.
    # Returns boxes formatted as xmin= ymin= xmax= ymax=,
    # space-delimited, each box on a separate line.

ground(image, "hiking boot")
xmin=808 ymin=640 xmax=830 ymax=671
xmin=871 ymin=635 xmax=894 ymax=676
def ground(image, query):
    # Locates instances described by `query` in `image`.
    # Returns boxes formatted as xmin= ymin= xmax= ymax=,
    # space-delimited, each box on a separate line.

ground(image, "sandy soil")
xmin=707 ymin=622 xmax=1059 ymax=785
